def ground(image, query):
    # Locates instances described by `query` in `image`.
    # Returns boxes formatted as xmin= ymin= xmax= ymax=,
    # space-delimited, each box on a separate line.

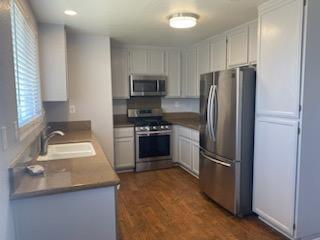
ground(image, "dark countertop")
xmin=113 ymin=112 xmax=200 ymax=131
xmin=10 ymin=130 xmax=120 ymax=200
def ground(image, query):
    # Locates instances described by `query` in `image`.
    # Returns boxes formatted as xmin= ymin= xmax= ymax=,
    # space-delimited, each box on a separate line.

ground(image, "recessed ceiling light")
xmin=64 ymin=10 xmax=77 ymax=16
xmin=168 ymin=13 xmax=199 ymax=29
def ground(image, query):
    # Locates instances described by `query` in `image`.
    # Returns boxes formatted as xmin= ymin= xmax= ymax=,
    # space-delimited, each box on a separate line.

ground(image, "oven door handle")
xmin=136 ymin=130 xmax=172 ymax=136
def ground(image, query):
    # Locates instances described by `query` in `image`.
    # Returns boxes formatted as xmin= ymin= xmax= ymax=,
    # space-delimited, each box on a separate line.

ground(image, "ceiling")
xmin=29 ymin=0 xmax=267 ymax=47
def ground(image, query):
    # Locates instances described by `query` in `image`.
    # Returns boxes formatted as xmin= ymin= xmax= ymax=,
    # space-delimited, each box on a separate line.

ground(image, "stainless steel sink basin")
xmin=37 ymin=142 xmax=96 ymax=161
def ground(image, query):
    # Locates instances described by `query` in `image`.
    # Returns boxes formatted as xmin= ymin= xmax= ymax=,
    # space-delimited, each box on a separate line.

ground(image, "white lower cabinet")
xmin=13 ymin=187 xmax=117 ymax=240
xmin=253 ymin=117 xmax=298 ymax=235
xmin=114 ymin=127 xmax=135 ymax=170
xmin=176 ymin=126 xmax=200 ymax=176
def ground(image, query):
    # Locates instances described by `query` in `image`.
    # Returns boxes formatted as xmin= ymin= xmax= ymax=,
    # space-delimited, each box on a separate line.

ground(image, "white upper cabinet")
xmin=111 ymin=48 xmax=129 ymax=99
xmin=227 ymin=25 xmax=249 ymax=68
xmin=129 ymin=48 xmax=147 ymax=74
xmin=185 ymin=47 xmax=198 ymax=97
xmin=39 ymin=23 xmax=68 ymax=102
xmin=147 ymin=49 xmax=165 ymax=74
xmin=197 ymin=41 xmax=210 ymax=76
xmin=256 ymin=0 xmax=303 ymax=119
xmin=165 ymin=49 xmax=181 ymax=97
xmin=248 ymin=20 xmax=258 ymax=64
xmin=210 ymin=33 xmax=227 ymax=72
xmin=129 ymin=48 xmax=165 ymax=75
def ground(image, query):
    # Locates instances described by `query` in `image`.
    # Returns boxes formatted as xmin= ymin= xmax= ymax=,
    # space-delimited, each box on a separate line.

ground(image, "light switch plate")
xmin=69 ymin=105 xmax=76 ymax=114
xmin=1 ymin=126 xmax=8 ymax=151
xmin=13 ymin=121 xmax=19 ymax=142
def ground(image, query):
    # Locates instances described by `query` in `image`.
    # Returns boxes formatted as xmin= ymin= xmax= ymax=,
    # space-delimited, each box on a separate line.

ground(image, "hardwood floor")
xmin=118 ymin=167 xmax=285 ymax=240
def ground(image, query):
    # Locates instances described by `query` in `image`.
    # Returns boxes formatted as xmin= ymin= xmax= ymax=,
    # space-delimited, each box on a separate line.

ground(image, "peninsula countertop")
xmin=10 ymin=130 xmax=120 ymax=200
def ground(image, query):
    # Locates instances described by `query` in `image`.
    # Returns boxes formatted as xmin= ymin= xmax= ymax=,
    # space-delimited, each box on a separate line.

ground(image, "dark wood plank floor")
xmin=118 ymin=167 xmax=285 ymax=240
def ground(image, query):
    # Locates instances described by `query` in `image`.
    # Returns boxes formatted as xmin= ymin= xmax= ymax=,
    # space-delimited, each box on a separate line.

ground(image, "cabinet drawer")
xmin=190 ymin=129 xmax=199 ymax=142
xmin=114 ymin=127 xmax=134 ymax=138
xmin=178 ymin=126 xmax=191 ymax=139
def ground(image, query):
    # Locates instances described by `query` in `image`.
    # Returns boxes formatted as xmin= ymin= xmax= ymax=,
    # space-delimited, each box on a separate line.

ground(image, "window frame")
xmin=10 ymin=0 xmax=44 ymax=141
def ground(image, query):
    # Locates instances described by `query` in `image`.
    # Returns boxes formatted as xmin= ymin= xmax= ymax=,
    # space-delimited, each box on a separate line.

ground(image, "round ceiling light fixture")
xmin=168 ymin=13 xmax=199 ymax=29
xmin=64 ymin=10 xmax=78 ymax=16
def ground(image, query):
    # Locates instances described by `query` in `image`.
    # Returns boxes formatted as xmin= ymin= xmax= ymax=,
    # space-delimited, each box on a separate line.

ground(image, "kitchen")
xmin=1 ymin=0 xmax=320 ymax=240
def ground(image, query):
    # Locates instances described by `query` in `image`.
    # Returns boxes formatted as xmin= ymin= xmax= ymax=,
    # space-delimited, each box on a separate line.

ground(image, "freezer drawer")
xmin=199 ymin=151 xmax=237 ymax=214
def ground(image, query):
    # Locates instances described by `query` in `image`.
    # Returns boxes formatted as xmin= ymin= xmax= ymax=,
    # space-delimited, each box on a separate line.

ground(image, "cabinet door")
xmin=165 ymin=49 xmax=181 ymax=97
xmin=147 ymin=49 xmax=165 ymax=74
xmin=39 ymin=24 xmax=68 ymax=102
xmin=257 ymin=0 xmax=303 ymax=119
xmin=253 ymin=117 xmax=298 ymax=236
xmin=227 ymin=25 xmax=248 ymax=68
xmin=111 ymin=48 xmax=129 ymax=99
xmin=178 ymin=135 xmax=192 ymax=169
xmin=129 ymin=48 xmax=147 ymax=74
xmin=172 ymin=126 xmax=180 ymax=163
xmin=210 ymin=34 xmax=227 ymax=72
xmin=197 ymin=41 xmax=210 ymax=76
xmin=191 ymin=141 xmax=199 ymax=175
xmin=114 ymin=137 xmax=135 ymax=169
xmin=248 ymin=21 xmax=258 ymax=64
xmin=186 ymin=47 xmax=198 ymax=97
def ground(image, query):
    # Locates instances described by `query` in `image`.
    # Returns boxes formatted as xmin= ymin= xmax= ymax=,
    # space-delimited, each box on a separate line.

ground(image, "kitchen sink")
xmin=37 ymin=142 xmax=96 ymax=161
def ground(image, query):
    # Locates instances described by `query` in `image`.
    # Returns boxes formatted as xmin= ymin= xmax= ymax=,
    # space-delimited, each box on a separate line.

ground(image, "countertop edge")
xmin=10 ymin=130 xmax=120 ymax=200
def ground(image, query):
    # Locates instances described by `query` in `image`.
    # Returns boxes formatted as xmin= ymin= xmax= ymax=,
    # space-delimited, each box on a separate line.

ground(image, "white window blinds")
xmin=11 ymin=0 xmax=42 ymax=129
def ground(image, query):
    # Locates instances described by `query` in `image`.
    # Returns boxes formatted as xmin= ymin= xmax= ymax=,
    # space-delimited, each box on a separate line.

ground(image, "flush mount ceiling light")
xmin=168 ymin=13 xmax=199 ymax=29
xmin=64 ymin=10 xmax=77 ymax=16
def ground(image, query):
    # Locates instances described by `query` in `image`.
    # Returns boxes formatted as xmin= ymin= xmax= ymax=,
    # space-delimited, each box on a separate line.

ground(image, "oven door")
xmin=136 ymin=130 xmax=172 ymax=162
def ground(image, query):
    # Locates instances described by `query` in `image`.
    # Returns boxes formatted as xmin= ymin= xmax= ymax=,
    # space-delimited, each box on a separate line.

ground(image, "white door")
xmin=111 ymin=48 xmax=129 ymax=99
xmin=114 ymin=137 xmax=135 ymax=169
xmin=227 ymin=25 xmax=248 ymax=68
xmin=253 ymin=117 xmax=298 ymax=236
xmin=248 ymin=21 xmax=258 ymax=64
xmin=256 ymin=0 xmax=304 ymax=119
xmin=210 ymin=33 xmax=227 ymax=72
xmin=178 ymin=136 xmax=192 ymax=169
xmin=129 ymin=48 xmax=147 ymax=74
xmin=147 ymin=49 xmax=165 ymax=74
xmin=166 ymin=49 xmax=181 ymax=97
xmin=191 ymin=141 xmax=199 ymax=175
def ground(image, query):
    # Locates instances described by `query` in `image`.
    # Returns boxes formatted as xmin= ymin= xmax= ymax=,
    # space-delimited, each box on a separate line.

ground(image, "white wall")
xmin=112 ymin=98 xmax=199 ymax=114
xmin=0 ymin=0 xmax=42 ymax=239
xmin=44 ymin=33 xmax=115 ymax=165
xmin=161 ymin=98 xmax=199 ymax=113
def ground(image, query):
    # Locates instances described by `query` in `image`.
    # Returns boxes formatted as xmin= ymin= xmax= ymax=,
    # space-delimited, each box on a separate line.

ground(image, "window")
xmin=11 ymin=0 xmax=43 ymax=136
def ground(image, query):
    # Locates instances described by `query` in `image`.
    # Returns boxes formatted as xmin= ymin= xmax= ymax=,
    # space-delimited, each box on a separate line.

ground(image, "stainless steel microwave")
xmin=129 ymin=74 xmax=167 ymax=97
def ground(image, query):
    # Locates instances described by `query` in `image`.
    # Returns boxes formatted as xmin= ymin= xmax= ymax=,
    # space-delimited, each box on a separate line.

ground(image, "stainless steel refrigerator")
xmin=199 ymin=67 xmax=256 ymax=217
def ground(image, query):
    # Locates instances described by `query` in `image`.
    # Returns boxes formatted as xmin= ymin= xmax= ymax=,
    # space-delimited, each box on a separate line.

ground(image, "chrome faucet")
xmin=40 ymin=130 xmax=65 ymax=155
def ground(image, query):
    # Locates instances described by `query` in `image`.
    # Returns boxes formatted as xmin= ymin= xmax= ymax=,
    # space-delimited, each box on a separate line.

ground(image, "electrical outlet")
xmin=1 ymin=126 xmax=8 ymax=151
xmin=69 ymin=105 xmax=76 ymax=114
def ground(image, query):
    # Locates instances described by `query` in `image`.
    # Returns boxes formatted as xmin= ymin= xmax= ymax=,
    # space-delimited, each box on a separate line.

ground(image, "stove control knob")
xmin=160 ymin=126 xmax=165 ymax=129
xmin=145 ymin=126 xmax=150 ymax=131
xmin=152 ymin=126 xmax=157 ymax=130
xmin=165 ymin=126 xmax=170 ymax=129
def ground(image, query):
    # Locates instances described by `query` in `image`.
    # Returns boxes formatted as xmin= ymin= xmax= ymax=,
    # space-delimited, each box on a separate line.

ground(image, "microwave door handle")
xmin=157 ymin=80 xmax=160 ymax=92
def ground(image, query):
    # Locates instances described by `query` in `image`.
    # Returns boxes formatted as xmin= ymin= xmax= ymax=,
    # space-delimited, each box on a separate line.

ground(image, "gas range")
xmin=134 ymin=119 xmax=172 ymax=132
xmin=127 ymin=108 xmax=173 ymax=172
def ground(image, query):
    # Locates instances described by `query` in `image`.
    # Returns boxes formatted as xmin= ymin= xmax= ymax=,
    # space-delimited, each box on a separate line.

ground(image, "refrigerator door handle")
xmin=200 ymin=151 xmax=231 ymax=167
xmin=206 ymin=85 xmax=214 ymax=142
xmin=210 ymin=85 xmax=217 ymax=142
